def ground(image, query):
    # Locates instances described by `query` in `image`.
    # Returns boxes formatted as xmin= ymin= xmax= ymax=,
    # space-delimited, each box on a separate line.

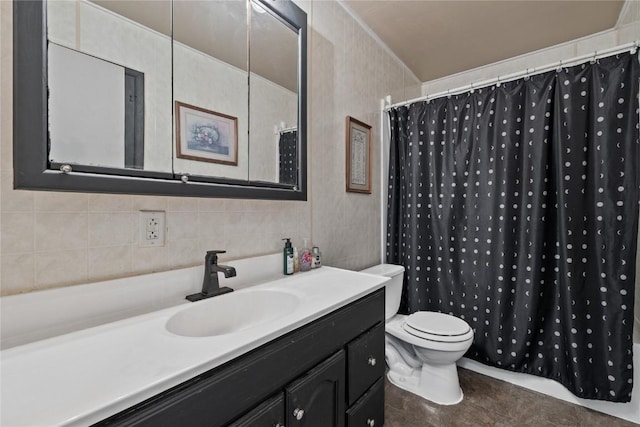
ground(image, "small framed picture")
xmin=346 ymin=116 xmax=372 ymax=194
xmin=175 ymin=101 xmax=238 ymax=166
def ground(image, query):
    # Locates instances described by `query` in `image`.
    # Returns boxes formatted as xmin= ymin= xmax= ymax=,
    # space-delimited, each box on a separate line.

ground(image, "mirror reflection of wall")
xmin=249 ymin=1 xmax=298 ymax=184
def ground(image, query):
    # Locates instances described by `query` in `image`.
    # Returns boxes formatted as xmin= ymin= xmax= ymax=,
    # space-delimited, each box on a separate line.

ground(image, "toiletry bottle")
xmin=293 ymin=246 xmax=300 ymax=273
xmin=282 ymin=238 xmax=294 ymax=275
xmin=299 ymin=238 xmax=313 ymax=272
xmin=312 ymin=246 xmax=322 ymax=268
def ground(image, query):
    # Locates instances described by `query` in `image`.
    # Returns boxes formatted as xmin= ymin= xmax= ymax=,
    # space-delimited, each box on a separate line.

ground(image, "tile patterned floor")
xmin=384 ymin=368 xmax=637 ymax=426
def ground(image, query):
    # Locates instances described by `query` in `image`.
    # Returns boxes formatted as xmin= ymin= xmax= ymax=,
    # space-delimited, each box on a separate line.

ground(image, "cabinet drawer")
xmin=346 ymin=322 xmax=385 ymax=405
xmin=346 ymin=378 xmax=384 ymax=427
xmin=228 ymin=392 xmax=284 ymax=427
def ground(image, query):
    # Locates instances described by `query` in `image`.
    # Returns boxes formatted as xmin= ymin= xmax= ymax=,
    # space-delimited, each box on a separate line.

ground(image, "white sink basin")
xmin=165 ymin=289 xmax=300 ymax=337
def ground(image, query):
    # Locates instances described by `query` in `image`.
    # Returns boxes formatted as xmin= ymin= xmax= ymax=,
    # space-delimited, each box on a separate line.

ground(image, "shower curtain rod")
xmin=385 ymin=40 xmax=639 ymax=111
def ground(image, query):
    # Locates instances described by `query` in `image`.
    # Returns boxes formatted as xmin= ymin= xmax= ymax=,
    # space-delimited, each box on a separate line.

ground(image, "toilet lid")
xmin=402 ymin=312 xmax=471 ymax=339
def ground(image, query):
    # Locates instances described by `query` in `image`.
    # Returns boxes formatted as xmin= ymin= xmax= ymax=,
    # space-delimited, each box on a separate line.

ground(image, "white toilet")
xmin=361 ymin=263 xmax=474 ymax=405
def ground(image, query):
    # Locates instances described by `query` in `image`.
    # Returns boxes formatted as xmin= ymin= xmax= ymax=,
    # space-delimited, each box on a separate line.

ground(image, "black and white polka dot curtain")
xmin=279 ymin=130 xmax=297 ymax=185
xmin=386 ymin=52 xmax=638 ymax=402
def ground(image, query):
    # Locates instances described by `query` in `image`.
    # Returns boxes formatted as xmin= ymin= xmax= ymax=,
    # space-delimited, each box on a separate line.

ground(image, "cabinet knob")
xmin=367 ymin=418 xmax=375 ymax=427
xmin=368 ymin=356 xmax=376 ymax=366
xmin=293 ymin=408 xmax=305 ymax=420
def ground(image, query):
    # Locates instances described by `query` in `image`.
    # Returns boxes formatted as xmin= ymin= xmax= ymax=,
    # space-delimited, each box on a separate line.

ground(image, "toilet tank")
xmin=360 ymin=264 xmax=405 ymax=321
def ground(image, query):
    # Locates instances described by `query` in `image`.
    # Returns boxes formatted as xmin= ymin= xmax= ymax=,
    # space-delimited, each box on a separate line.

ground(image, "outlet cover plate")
xmin=139 ymin=210 xmax=165 ymax=247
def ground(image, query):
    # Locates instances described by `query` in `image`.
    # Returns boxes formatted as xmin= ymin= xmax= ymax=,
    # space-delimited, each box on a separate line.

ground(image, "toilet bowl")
xmin=361 ymin=264 xmax=474 ymax=405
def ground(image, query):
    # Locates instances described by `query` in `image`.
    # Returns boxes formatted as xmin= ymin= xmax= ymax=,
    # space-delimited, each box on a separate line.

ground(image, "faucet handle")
xmin=205 ymin=250 xmax=226 ymax=264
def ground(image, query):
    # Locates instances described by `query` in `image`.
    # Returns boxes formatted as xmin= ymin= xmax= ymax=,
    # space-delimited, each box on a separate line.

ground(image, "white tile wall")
xmin=0 ymin=0 xmax=418 ymax=295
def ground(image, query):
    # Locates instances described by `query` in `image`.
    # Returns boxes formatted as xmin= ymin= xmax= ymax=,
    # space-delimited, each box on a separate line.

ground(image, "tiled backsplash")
xmin=0 ymin=0 xmax=421 ymax=295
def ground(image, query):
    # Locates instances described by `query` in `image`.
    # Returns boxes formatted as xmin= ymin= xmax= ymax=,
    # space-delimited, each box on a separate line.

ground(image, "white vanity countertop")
xmin=0 ymin=266 xmax=387 ymax=427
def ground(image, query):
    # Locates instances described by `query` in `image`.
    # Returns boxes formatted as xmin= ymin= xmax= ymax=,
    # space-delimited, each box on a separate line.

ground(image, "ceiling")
xmin=343 ymin=0 xmax=625 ymax=82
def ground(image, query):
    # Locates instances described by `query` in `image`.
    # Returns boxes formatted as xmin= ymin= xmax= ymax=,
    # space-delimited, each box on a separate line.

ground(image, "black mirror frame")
xmin=13 ymin=0 xmax=307 ymax=201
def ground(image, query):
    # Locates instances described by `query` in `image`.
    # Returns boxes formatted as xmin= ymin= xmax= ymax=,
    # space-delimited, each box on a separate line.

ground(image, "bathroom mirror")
xmin=13 ymin=0 xmax=307 ymax=200
xmin=249 ymin=0 xmax=299 ymax=185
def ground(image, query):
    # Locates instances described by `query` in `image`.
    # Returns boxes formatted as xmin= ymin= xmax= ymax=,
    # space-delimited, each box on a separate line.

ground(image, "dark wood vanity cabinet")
xmin=95 ymin=288 xmax=385 ymax=427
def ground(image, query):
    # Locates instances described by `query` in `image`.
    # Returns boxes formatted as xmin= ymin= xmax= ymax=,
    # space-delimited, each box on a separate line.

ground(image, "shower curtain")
xmin=279 ymin=130 xmax=297 ymax=185
xmin=386 ymin=52 xmax=638 ymax=402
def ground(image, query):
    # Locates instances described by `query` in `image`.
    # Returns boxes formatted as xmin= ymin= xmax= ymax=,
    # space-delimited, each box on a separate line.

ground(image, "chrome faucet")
xmin=186 ymin=250 xmax=236 ymax=302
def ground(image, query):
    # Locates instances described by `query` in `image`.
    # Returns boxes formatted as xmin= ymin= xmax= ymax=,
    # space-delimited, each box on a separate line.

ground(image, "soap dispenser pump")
xmin=282 ymin=238 xmax=294 ymax=275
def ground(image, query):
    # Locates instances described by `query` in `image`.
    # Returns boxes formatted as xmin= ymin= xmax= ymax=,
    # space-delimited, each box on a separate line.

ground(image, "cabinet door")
xmin=286 ymin=350 xmax=345 ymax=427
xmin=346 ymin=322 xmax=385 ymax=406
xmin=228 ymin=392 xmax=285 ymax=427
xmin=346 ymin=378 xmax=384 ymax=427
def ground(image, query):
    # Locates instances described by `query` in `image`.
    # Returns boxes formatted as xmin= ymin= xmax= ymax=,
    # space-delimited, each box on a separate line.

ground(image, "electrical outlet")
xmin=139 ymin=210 xmax=165 ymax=247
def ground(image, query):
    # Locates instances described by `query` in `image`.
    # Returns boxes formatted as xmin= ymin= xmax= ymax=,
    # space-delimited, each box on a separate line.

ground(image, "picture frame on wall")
xmin=346 ymin=116 xmax=372 ymax=194
xmin=175 ymin=101 xmax=238 ymax=166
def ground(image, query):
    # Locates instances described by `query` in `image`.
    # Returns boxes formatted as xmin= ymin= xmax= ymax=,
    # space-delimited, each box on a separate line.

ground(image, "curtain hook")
xmin=447 ymin=89 xmax=452 ymax=99
xmin=496 ymin=76 xmax=501 ymax=87
xmin=469 ymin=82 xmax=475 ymax=93
xmin=590 ymin=51 xmax=597 ymax=64
xmin=556 ymin=60 xmax=563 ymax=73
xmin=524 ymin=68 xmax=530 ymax=80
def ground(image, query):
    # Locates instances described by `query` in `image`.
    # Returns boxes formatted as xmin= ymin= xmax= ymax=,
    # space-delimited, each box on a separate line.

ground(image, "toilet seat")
xmin=402 ymin=312 xmax=473 ymax=343
xmin=386 ymin=313 xmax=474 ymax=352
